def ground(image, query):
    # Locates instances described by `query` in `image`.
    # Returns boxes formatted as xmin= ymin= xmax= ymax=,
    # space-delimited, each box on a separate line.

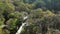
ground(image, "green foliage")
xmin=0 ymin=15 xmax=5 ymax=25
xmin=0 ymin=0 xmax=6 ymax=14
xmin=0 ymin=0 xmax=60 ymax=34
xmin=6 ymin=18 xmax=18 ymax=30
xmin=8 ymin=12 xmax=24 ymax=19
xmin=0 ymin=28 xmax=4 ymax=34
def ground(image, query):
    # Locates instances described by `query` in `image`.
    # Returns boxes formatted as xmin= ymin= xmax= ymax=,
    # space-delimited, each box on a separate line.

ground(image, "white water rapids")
xmin=16 ymin=15 xmax=28 ymax=34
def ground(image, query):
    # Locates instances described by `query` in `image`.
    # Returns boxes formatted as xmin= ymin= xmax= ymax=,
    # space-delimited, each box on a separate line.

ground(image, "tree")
xmin=0 ymin=15 xmax=5 ymax=25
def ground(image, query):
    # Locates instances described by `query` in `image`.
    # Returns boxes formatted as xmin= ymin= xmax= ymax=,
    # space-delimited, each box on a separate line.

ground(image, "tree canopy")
xmin=0 ymin=0 xmax=60 ymax=34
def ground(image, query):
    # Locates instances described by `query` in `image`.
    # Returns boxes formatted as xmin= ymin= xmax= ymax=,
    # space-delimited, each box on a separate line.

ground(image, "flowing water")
xmin=16 ymin=23 xmax=26 ymax=34
xmin=16 ymin=15 xmax=28 ymax=34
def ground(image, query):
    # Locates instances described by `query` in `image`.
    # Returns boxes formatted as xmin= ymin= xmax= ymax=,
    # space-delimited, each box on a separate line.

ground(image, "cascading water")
xmin=16 ymin=15 xmax=28 ymax=34
xmin=16 ymin=23 xmax=26 ymax=34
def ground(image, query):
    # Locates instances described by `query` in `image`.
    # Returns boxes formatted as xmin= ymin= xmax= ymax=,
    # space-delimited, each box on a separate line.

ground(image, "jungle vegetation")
xmin=0 ymin=0 xmax=60 ymax=34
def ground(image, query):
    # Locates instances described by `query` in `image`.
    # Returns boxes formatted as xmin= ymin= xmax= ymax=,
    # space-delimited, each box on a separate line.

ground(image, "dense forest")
xmin=0 ymin=0 xmax=60 ymax=34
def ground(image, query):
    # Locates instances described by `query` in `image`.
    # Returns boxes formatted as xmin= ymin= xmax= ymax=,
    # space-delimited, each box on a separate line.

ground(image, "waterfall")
xmin=16 ymin=23 xmax=26 ymax=34
xmin=16 ymin=15 xmax=28 ymax=34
